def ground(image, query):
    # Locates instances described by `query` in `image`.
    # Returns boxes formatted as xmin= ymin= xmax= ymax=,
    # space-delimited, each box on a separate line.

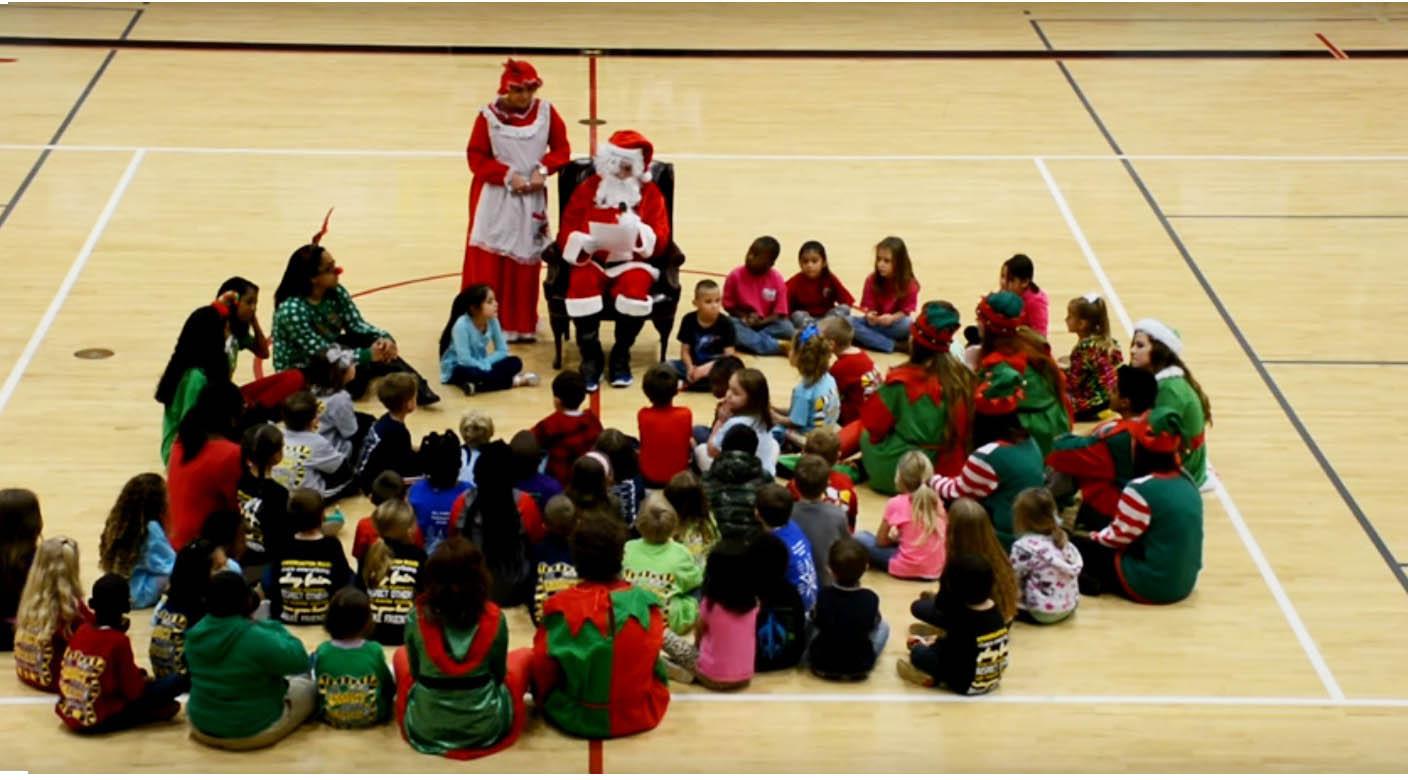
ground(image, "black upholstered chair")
xmin=540 ymin=158 xmax=685 ymax=369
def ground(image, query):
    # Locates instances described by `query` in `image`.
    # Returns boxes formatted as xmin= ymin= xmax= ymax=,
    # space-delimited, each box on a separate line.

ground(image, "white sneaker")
xmin=514 ymin=372 xmax=541 ymax=388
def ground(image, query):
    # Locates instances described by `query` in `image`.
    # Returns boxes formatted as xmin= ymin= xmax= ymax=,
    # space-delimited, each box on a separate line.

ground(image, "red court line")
xmin=0 ymin=58 xmax=16 ymax=63
xmin=347 ymin=270 xmax=460 ymax=299
xmin=1315 ymin=32 xmax=1349 ymax=59
xmin=588 ymin=738 xmax=604 ymax=773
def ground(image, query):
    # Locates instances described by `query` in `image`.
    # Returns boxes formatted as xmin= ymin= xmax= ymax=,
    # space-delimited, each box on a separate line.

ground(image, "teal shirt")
xmin=440 ymin=315 xmax=511 ymax=382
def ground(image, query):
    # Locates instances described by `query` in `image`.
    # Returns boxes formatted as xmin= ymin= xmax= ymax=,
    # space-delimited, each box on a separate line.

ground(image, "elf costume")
xmin=976 ymin=291 xmax=1072 ymax=457
xmin=529 ymin=579 xmax=670 ymax=739
xmin=393 ymin=600 xmax=530 ymax=760
xmin=461 ymin=59 xmax=572 ymax=341
xmin=859 ymin=303 xmax=972 ymax=495
xmin=1088 ymin=408 xmax=1204 ymax=603
xmin=1045 ymin=413 xmax=1147 ymax=527
xmin=1134 ymin=319 xmax=1209 ymax=488
xmin=556 ymin=130 xmax=672 ymax=388
xmin=931 ymin=362 xmax=1045 ymax=551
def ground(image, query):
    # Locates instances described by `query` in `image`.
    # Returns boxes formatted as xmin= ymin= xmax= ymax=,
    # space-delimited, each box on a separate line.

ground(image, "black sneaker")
xmin=417 ymin=386 xmax=442 ymax=407
xmin=609 ymin=371 xmax=633 ymax=389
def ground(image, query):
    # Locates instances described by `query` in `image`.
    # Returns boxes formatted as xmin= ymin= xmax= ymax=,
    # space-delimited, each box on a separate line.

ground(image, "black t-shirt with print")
xmin=356 ymin=538 xmax=426 ymax=646
xmin=677 ymin=312 xmax=736 ymax=364
xmin=272 ymin=536 xmax=353 ymax=625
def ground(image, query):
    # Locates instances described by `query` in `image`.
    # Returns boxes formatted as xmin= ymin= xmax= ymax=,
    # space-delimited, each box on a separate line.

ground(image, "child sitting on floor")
xmin=14 ymin=537 xmax=91 ymax=692
xmin=457 ymin=410 xmax=495 ymax=487
xmin=750 ymin=532 xmax=807 ymax=672
xmin=274 ymin=390 xmax=352 ymax=499
xmin=267 ymin=489 xmax=353 ymax=626
xmin=723 ymin=236 xmax=795 ymax=357
xmin=637 ymin=364 xmax=694 ymax=488
xmin=624 ymin=495 xmax=704 ymax=635
xmin=1010 ymin=487 xmax=1082 ymax=624
xmin=661 ymin=538 xmax=759 ymax=690
xmin=820 ymin=315 xmax=882 ymax=428
xmin=532 ymin=370 xmax=604 ymax=486
xmin=98 ymin=473 xmax=175 ymax=609
xmin=408 ymin=431 xmax=471 ymax=554
xmin=237 ymin=424 xmax=291 ymax=575
xmin=855 ymin=450 xmax=946 ymax=582
xmin=664 ymin=471 xmax=720 ymax=569
xmin=672 ymin=279 xmax=738 ymax=392
xmin=150 ymin=539 xmax=219 ymax=681
xmin=808 ymin=537 xmax=887 ymax=681
xmin=784 ymin=428 xmax=859 ymax=531
xmin=703 ymin=425 xmax=773 ymax=542
xmin=530 ymin=495 xmax=579 ymax=625
xmin=312 ymin=587 xmax=394 ymax=728
xmin=354 ymin=372 xmax=423 ymax=492
xmin=596 ymin=428 xmax=647 ymax=530
xmin=756 ymin=483 xmax=817 ymax=612
xmin=771 ymin=324 xmax=840 ymax=451
xmin=351 ymin=470 xmax=420 ymax=560
xmin=788 ymin=455 xmax=851 ymax=588
xmin=899 ymin=554 xmax=1010 ymax=694
xmin=357 ymin=498 xmax=426 ymax=646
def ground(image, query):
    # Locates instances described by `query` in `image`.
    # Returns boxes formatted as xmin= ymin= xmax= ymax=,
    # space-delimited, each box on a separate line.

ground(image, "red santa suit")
xmin=462 ymin=59 xmax=571 ymax=340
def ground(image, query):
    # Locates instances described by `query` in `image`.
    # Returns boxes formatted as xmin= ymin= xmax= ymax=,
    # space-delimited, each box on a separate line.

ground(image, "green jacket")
xmin=703 ymin=450 xmax=771 ymax=541
xmin=1117 ymin=472 xmax=1204 ymax=604
xmin=975 ymin=438 xmax=1047 ymax=550
xmin=623 ymin=539 xmax=704 ymax=633
xmin=185 ymin=615 xmax=310 ymax=739
xmin=271 ymin=285 xmax=390 ymax=371
xmin=1154 ymin=369 xmax=1208 ymax=487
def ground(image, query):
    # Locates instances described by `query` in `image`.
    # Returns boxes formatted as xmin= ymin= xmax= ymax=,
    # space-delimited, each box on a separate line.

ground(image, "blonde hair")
xmin=791 ymin=330 xmax=833 ymax=384
xmin=362 ymin=499 xmax=415 ymax=586
xmin=945 ymin=499 xmax=1018 ymax=623
xmin=895 ymin=450 xmax=941 ymax=546
xmin=636 ymin=494 xmax=679 ymax=544
xmin=1067 ymin=296 xmax=1114 ymax=353
xmin=458 ymin=410 xmax=495 ymax=448
xmin=16 ymin=536 xmax=82 ymax=639
xmin=1013 ymin=487 xmax=1067 ymax=548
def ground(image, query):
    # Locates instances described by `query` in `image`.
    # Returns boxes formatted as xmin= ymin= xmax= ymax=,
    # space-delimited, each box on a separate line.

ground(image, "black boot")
xmin=609 ymin=315 xmax=647 ymax=388
xmin=575 ymin=315 xmax=605 ymax=392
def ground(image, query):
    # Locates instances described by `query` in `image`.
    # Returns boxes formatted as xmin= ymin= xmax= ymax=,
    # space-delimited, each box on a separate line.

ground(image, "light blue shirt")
xmin=439 ymin=315 xmax=510 ymax=382
xmin=788 ymin=374 xmax=840 ymax=432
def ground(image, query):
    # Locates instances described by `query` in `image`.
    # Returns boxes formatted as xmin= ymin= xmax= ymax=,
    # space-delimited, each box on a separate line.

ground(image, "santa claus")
xmin=461 ymin=59 xmax=572 ymax=342
xmin=557 ymin=129 xmax=671 ymax=391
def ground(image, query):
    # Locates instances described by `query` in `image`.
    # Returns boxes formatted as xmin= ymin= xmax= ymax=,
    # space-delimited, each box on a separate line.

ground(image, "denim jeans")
xmin=790 ymin=305 xmax=851 ymax=331
xmin=732 ymin=318 xmax=797 ymax=356
xmin=854 ymin=530 xmax=899 ymax=570
xmin=849 ymin=315 xmax=913 ymax=353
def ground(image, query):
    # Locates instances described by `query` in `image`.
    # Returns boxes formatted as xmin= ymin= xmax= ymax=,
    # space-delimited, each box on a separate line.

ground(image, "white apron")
xmin=469 ymin=100 xmax=553 ymax=264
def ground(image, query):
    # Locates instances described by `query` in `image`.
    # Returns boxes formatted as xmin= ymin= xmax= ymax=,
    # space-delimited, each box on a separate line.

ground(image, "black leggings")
xmin=335 ymin=333 xmax=432 ymax=400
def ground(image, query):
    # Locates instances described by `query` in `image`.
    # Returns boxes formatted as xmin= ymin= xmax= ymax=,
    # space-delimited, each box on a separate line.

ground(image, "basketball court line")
xmin=1262 ymin=359 xmax=1408 ymax=367
xmin=1167 ymin=213 xmax=1408 ymax=219
xmin=0 ymin=7 xmax=141 ymax=232
xmin=1029 ymin=17 xmax=1408 ymax=606
xmin=0 ymin=148 xmax=145 ymax=416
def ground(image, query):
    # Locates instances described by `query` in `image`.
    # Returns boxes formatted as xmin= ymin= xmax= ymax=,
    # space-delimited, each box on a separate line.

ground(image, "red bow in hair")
xmin=210 ymin=291 xmax=239 ymax=319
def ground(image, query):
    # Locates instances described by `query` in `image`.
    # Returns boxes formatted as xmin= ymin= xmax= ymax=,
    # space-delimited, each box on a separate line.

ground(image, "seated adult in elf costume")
xmin=394 ymin=537 xmax=530 ymax=760
xmin=529 ymin=513 xmax=670 ymax=739
xmin=974 ymin=291 xmax=1071 ymax=458
xmin=1046 ymin=365 xmax=1159 ymax=531
xmin=855 ymin=301 xmax=975 ymax=495
xmin=930 ymin=362 xmax=1045 ymax=551
xmin=1071 ymin=408 xmax=1204 ymax=604
xmin=1130 ymin=318 xmax=1212 ymax=490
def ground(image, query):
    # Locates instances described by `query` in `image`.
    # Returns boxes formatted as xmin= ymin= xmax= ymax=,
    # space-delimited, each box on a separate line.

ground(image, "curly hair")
xmin=99 ymin=473 xmax=166 ymax=578
xmin=17 ymin=536 xmax=83 ymax=640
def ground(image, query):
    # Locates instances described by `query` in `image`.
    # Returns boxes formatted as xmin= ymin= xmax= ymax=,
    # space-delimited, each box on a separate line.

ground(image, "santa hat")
xmin=1134 ymin=318 xmax=1183 ymax=358
xmin=1138 ymin=407 xmax=1185 ymax=455
xmin=597 ymin=129 xmax=654 ymax=182
xmin=976 ymin=290 xmax=1024 ymax=334
xmin=498 ymin=59 xmax=542 ymax=95
xmin=911 ymin=301 xmax=961 ymax=353
xmin=974 ymin=362 xmax=1026 ymax=416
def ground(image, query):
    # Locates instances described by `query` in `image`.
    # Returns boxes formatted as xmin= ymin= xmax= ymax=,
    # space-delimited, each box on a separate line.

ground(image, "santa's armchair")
xmin=541 ymin=158 xmax=685 ymax=370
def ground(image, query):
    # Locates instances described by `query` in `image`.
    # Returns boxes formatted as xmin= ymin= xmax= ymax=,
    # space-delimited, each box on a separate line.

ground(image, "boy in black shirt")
xmin=898 ymin=554 xmax=1010 ymax=695
xmin=808 ymin=537 xmax=887 ymax=680
xmin=671 ymin=279 xmax=737 ymax=392
xmin=267 ymin=489 xmax=354 ymax=626
xmin=355 ymin=372 xmax=421 ymax=493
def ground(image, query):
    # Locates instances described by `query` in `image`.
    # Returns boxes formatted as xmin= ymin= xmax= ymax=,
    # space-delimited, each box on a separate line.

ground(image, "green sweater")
xmin=185 ymin=615 xmax=310 ymax=739
xmin=403 ymin=608 xmax=513 ymax=755
xmin=1154 ymin=368 xmax=1208 ymax=487
xmin=271 ymin=285 xmax=390 ymax=371
xmin=1117 ymin=472 xmax=1204 ymax=604
xmin=160 ymin=368 xmax=208 ymax=465
xmin=623 ymin=539 xmax=704 ymax=633
xmin=313 ymin=639 xmax=394 ymax=728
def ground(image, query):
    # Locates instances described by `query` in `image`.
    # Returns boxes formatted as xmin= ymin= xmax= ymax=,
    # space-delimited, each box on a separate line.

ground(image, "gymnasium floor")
xmin=2 ymin=1 xmax=1408 ymax=772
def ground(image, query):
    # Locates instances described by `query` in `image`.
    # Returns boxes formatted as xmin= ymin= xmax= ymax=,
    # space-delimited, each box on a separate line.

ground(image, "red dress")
xmin=462 ymin=99 xmax=571 ymax=337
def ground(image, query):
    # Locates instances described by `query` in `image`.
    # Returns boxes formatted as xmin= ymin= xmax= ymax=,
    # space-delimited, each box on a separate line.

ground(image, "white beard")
xmin=593 ymin=171 xmax=643 ymax=210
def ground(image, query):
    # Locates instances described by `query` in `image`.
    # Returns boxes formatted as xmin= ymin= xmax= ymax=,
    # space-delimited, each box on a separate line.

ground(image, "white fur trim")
xmin=1134 ymin=318 xmax=1183 ymax=357
xmin=601 ymin=260 xmax=660 ymax=280
xmin=595 ymin=142 xmax=645 ymax=179
xmin=565 ymin=296 xmax=604 ymax=317
xmin=635 ymin=221 xmax=657 ymax=258
xmin=1154 ymin=365 xmax=1186 ymax=381
xmin=614 ymin=295 xmax=654 ymax=317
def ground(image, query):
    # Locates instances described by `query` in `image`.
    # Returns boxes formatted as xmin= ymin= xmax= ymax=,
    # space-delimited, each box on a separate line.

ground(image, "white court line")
xmin=4 ymin=142 xmax=1408 ymax=162
xmin=671 ymin=692 xmax=1408 ymax=707
xmin=1034 ymin=156 xmax=1346 ymax=702
xmin=0 ymin=148 xmax=145 ymax=416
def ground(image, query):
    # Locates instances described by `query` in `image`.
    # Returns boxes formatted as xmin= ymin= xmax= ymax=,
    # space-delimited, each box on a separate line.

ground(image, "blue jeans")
xmin=732 ymin=318 xmax=797 ymax=356
xmin=849 ymin=315 xmax=912 ymax=353
xmin=855 ymin=530 xmax=899 ymax=570
xmin=790 ymin=305 xmax=851 ymax=331
xmin=668 ymin=359 xmax=714 ymax=393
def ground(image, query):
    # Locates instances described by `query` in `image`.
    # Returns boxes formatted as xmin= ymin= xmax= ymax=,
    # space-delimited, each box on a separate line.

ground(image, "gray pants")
xmin=189 ymin=675 xmax=316 ymax=751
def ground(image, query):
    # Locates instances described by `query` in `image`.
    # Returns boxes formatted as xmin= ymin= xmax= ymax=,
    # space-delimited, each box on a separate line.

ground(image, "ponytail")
xmin=362 ymin=539 xmax=392 ymax=587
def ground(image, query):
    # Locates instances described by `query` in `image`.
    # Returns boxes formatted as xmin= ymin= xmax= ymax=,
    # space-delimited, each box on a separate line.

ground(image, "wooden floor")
xmin=3 ymin=1 xmax=1408 ymax=772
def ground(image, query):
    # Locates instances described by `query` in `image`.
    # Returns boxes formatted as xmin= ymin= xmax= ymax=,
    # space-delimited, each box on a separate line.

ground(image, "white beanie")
xmin=1134 ymin=318 xmax=1182 ymax=357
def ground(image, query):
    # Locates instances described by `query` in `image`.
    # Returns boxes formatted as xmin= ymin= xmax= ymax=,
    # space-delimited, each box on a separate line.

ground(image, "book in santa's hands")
xmin=588 ymin=221 xmax=636 ymax=255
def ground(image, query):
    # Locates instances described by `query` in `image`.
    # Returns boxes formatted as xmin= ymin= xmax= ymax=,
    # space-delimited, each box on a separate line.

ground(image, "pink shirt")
xmin=723 ymin=266 xmax=789 ymax=319
xmin=882 ymin=493 xmax=946 ymax=580
xmin=1021 ymin=288 xmax=1049 ymax=338
xmin=859 ymin=274 xmax=919 ymax=316
xmin=695 ymin=598 xmax=758 ymax=683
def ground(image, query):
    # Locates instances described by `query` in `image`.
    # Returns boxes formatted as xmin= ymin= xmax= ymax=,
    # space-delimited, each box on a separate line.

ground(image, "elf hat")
xmin=597 ymin=129 xmax=655 ymax=182
xmin=976 ymin=290 xmax=1024 ymax=334
xmin=975 ymin=362 xmax=1026 ymax=416
xmin=1134 ymin=318 xmax=1183 ymax=358
xmin=911 ymin=301 xmax=961 ymax=353
xmin=498 ymin=59 xmax=542 ymax=95
xmin=1138 ymin=407 xmax=1185 ymax=455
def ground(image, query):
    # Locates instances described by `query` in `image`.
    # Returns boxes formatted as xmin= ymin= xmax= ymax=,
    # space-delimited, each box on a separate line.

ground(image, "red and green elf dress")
xmin=859 ymin=364 xmax=971 ymax=495
xmin=979 ymin=350 xmax=1072 ymax=459
xmin=393 ymin=600 xmax=530 ymax=760
xmin=529 ymin=580 xmax=670 ymax=739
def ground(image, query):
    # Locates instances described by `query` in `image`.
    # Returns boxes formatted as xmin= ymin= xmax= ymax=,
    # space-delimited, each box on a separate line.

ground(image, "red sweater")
xmin=637 ymin=405 xmax=693 ymax=487
xmin=829 ymin=349 xmax=882 ymax=425
xmin=785 ymin=271 xmax=855 ymax=318
xmin=14 ymin=602 xmax=92 ymax=692
xmin=167 ymin=438 xmax=242 ymax=550
xmin=55 ymin=623 xmax=147 ymax=730
xmin=859 ymin=274 xmax=920 ymax=316
xmin=532 ymin=410 xmax=604 ymax=486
